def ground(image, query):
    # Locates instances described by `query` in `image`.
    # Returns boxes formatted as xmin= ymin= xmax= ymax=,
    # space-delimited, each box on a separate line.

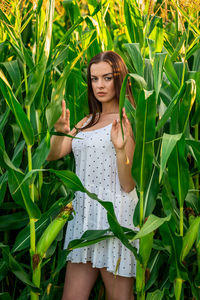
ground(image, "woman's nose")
xmin=97 ymin=78 xmax=104 ymax=88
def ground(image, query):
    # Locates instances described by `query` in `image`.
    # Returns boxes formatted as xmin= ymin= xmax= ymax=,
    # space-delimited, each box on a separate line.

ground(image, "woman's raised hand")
xmin=54 ymin=100 xmax=70 ymax=133
xmin=111 ymin=107 xmax=133 ymax=150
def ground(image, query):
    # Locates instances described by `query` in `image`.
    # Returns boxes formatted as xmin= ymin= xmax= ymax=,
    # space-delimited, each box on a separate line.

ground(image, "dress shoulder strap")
xmin=81 ymin=115 xmax=92 ymax=128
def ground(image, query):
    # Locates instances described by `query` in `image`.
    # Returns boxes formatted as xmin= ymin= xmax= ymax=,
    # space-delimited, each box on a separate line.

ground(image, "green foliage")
xmin=0 ymin=1 xmax=199 ymax=300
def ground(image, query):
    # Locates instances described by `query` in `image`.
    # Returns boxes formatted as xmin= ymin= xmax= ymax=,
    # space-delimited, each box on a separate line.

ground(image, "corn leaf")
xmin=58 ymin=16 xmax=84 ymax=46
xmin=0 ymin=9 xmax=18 ymax=43
xmin=159 ymin=133 xmax=183 ymax=182
xmin=0 ymin=134 xmax=23 ymax=174
xmin=153 ymin=52 xmax=166 ymax=101
xmin=186 ymin=139 xmax=200 ymax=169
xmin=51 ymin=170 xmax=140 ymax=260
xmin=173 ymin=2 xmax=200 ymax=36
xmin=8 ymin=170 xmax=41 ymax=219
xmin=0 ymin=243 xmax=40 ymax=292
xmin=0 ymin=293 xmax=12 ymax=300
xmin=124 ymin=43 xmax=144 ymax=76
xmin=25 ymin=0 xmax=55 ymax=106
xmin=146 ymin=289 xmax=165 ymax=300
xmin=124 ymin=0 xmax=143 ymax=46
xmin=36 ymin=0 xmax=44 ymax=13
xmin=143 ymin=164 xmax=159 ymax=217
xmin=0 ymin=61 xmax=22 ymax=100
xmin=0 ymin=177 xmax=7 ymax=206
xmin=148 ymin=17 xmax=164 ymax=53
xmin=180 ymin=216 xmax=200 ymax=262
xmin=136 ymin=232 xmax=154 ymax=294
xmin=132 ymin=90 xmax=156 ymax=193
xmin=13 ymin=168 xmax=140 ymax=261
xmin=0 ymin=70 xmax=34 ymax=146
xmin=139 ymin=232 xmax=154 ymax=266
xmin=191 ymin=102 xmax=200 ymax=126
xmin=0 ymin=212 xmax=28 ymax=231
xmin=32 ymin=132 xmax=50 ymax=170
xmin=46 ymin=37 xmax=96 ymax=129
xmin=12 ymin=196 xmax=73 ymax=253
xmin=156 ymin=83 xmax=186 ymax=132
xmin=131 ymin=214 xmax=171 ymax=241
xmin=171 ymin=31 xmax=187 ymax=61
xmin=164 ymin=55 xmax=180 ymax=91
xmin=179 ymin=79 xmax=196 ymax=133
xmin=0 ymin=108 xmax=10 ymax=131
xmin=87 ymin=191 xmax=139 ymax=260
xmin=168 ymin=137 xmax=189 ymax=207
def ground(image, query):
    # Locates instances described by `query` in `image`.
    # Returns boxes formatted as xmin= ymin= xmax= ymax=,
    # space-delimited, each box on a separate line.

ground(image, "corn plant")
xmin=0 ymin=1 xmax=200 ymax=300
xmin=0 ymin=0 xmax=98 ymax=298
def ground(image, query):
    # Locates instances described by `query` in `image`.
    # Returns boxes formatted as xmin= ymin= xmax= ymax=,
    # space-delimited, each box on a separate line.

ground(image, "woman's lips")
xmin=97 ymin=92 xmax=106 ymax=96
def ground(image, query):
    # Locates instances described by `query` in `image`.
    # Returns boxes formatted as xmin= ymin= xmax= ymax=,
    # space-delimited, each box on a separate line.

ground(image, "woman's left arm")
xmin=111 ymin=108 xmax=136 ymax=193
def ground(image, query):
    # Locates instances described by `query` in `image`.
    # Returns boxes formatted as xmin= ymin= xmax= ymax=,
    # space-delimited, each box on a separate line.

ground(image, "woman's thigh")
xmin=62 ymin=261 xmax=99 ymax=300
xmin=100 ymin=268 xmax=134 ymax=300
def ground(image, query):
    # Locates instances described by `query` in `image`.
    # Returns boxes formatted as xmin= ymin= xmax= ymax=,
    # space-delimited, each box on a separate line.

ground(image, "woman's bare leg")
xmin=62 ymin=261 xmax=99 ymax=300
xmin=100 ymin=268 xmax=134 ymax=300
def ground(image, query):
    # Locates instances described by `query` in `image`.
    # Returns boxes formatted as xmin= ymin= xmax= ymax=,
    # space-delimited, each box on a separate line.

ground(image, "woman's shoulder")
xmin=75 ymin=114 xmax=92 ymax=128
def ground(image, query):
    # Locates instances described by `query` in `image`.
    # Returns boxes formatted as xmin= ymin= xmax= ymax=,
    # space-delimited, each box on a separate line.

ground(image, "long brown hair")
xmin=80 ymin=51 xmax=134 ymax=130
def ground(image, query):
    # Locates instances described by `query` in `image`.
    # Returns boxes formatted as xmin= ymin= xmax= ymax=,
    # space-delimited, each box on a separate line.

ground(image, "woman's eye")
xmin=91 ymin=78 xmax=97 ymax=81
xmin=105 ymin=77 xmax=112 ymax=81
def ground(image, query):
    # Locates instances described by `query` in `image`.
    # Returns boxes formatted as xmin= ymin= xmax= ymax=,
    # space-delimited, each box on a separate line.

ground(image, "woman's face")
xmin=90 ymin=61 xmax=117 ymax=105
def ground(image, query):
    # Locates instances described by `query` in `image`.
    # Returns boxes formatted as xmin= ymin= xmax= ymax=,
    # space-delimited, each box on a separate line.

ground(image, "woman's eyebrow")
xmin=91 ymin=72 xmax=113 ymax=77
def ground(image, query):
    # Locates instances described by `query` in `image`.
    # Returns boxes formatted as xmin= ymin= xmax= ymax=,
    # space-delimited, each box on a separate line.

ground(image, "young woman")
xmin=47 ymin=51 xmax=139 ymax=300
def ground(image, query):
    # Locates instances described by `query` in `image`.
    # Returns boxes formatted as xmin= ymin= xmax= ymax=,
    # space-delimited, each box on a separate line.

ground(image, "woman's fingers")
xmin=65 ymin=108 xmax=70 ymax=130
xmin=55 ymin=100 xmax=70 ymax=133
xmin=122 ymin=107 xmax=129 ymax=123
xmin=61 ymin=100 xmax=66 ymax=119
xmin=121 ymin=107 xmax=133 ymax=139
xmin=112 ymin=119 xmax=118 ymax=127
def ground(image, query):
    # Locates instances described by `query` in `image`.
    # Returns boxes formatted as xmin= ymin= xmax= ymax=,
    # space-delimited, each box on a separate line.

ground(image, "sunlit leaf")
xmin=124 ymin=43 xmax=143 ymax=76
xmin=25 ymin=0 xmax=55 ymax=106
xmin=171 ymin=31 xmax=187 ymax=61
xmin=153 ymin=52 xmax=166 ymax=101
xmin=124 ymin=0 xmax=143 ymax=46
xmin=148 ymin=17 xmax=164 ymax=53
xmin=0 ymin=60 xmax=22 ymax=100
xmin=46 ymin=37 xmax=96 ymax=129
xmin=164 ymin=55 xmax=180 ymax=91
xmin=179 ymin=79 xmax=196 ymax=133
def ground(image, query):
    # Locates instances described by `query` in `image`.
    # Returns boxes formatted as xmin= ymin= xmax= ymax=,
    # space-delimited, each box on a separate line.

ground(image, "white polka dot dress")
xmin=63 ymin=120 xmax=139 ymax=277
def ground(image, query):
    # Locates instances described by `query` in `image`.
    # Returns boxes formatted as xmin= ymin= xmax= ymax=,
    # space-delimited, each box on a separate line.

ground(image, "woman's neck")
xmin=101 ymin=102 xmax=119 ymax=114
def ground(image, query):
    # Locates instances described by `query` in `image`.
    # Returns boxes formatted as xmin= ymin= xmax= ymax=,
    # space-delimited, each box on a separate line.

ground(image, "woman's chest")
xmin=72 ymin=125 xmax=115 ymax=154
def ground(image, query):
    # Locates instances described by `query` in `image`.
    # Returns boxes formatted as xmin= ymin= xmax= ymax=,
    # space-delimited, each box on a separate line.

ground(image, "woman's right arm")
xmin=46 ymin=100 xmax=88 ymax=161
